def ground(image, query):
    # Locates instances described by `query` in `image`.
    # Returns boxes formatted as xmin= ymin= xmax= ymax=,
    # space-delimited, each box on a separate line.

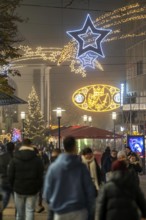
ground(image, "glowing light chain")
xmin=95 ymin=3 xmax=140 ymax=23
xmin=58 ymin=2 xmax=146 ymax=74
xmin=12 ymin=45 xmax=89 ymax=77
xmin=102 ymin=14 xmax=146 ymax=29
xmin=11 ymin=2 xmax=146 ymax=77
xmin=14 ymin=45 xmax=62 ymax=63
xmin=97 ymin=8 xmax=144 ymax=27
xmin=106 ymin=31 xmax=146 ymax=42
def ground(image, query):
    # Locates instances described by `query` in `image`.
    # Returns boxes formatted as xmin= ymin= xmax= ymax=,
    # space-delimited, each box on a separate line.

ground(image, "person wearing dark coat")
xmin=8 ymin=139 xmax=44 ymax=220
xmin=97 ymin=160 xmax=146 ymax=220
xmin=125 ymin=146 xmax=132 ymax=159
xmin=102 ymin=149 xmax=117 ymax=182
xmin=0 ymin=142 xmax=14 ymax=210
xmin=100 ymin=146 xmax=111 ymax=182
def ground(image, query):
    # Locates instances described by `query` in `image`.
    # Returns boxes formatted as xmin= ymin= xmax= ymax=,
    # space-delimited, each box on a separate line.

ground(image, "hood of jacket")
xmin=14 ymin=146 xmax=37 ymax=161
xmin=53 ymin=153 xmax=81 ymax=170
xmin=110 ymin=170 xmax=136 ymax=189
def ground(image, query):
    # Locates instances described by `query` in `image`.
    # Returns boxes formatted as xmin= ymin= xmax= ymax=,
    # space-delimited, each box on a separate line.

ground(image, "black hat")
xmin=82 ymin=147 xmax=93 ymax=155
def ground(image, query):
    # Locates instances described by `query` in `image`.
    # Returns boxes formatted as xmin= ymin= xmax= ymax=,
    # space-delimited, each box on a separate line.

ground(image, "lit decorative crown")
xmin=93 ymin=86 xmax=104 ymax=95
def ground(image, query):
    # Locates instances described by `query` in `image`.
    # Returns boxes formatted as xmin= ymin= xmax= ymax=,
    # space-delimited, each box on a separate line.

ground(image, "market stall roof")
xmin=50 ymin=125 xmax=85 ymax=136
xmin=68 ymin=126 xmax=122 ymax=139
xmin=0 ymin=92 xmax=27 ymax=105
xmin=51 ymin=125 xmax=122 ymax=139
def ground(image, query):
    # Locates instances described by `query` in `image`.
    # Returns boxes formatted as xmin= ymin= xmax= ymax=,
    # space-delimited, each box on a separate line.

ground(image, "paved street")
xmin=3 ymin=198 xmax=48 ymax=220
xmin=139 ymin=175 xmax=146 ymax=197
xmin=3 ymin=175 xmax=146 ymax=220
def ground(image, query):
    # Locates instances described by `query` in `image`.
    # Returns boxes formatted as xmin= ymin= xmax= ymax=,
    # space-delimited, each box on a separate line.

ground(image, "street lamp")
xmin=83 ymin=115 xmax=92 ymax=126
xmin=112 ymin=112 xmax=117 ymax=148
xmin=83 ymin=115 xmax=88 ymax=125
xmin=1 ymin=130 xmax=5 ymax=135
xmin=88 ymin=116 xmax=92 ymax=126
xmin=53 ymin=107 xmax=65 ymax=149
xmin=20 ymin=111 xmax=26 ymax=141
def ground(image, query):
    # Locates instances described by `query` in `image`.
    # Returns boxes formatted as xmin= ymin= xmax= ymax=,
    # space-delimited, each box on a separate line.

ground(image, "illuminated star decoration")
xmin=79 ymin=52 xmax=98 ymax=68
xmin=67 ymin=14 xmax=112 ymax=68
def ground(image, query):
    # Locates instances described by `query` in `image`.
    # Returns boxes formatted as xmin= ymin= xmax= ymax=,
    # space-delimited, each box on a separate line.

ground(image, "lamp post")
xmin=20 ymin=111 xmax=26 ymax=141
xmin=112 ymin=112 xmax=117 ymax=148
xmin=53 ymin=107 xmax=65 ymax=149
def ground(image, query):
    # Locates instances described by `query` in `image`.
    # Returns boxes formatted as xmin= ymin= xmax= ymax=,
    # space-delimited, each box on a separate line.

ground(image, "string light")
xmin=58 ymin=2 xmax=146 ymax=75
xmin=12 ymin=2 xmax=146 ymax=77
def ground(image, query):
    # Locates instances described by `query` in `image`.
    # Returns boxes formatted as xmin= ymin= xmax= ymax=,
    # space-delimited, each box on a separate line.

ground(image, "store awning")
xmin=51 ymin=126 xmax=123 ymax=139
xmin=0 ymin=92 xmax=27 ymax=106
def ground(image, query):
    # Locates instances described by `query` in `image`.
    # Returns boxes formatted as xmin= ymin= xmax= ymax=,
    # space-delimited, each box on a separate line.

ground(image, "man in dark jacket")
xmin=102 ymin=149 xmax=117 ymax=182
xmin=43 ymin=136 xmax=96 ymax=220
xmin=8 ymin=139 xmax=44 ymax=220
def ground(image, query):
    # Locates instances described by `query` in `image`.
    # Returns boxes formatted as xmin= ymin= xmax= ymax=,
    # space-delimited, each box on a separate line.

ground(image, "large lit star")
xmin=67 ymin=14 xmax=112 ymax=59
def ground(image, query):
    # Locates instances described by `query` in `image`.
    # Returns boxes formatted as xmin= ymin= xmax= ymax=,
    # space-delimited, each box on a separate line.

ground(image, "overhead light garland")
xmin=12 ymin=2 xmax=146 ymax=77
xmin=58 ymin=2 xmax=146 ymax=75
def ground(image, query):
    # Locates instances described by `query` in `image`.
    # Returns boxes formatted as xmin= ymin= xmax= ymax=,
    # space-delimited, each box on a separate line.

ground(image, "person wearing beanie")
xmin=97 ymin=160 xmax=146 ymax=220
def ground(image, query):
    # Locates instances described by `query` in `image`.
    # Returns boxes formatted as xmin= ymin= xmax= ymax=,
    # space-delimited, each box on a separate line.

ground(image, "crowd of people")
xmin=0 ymin=136 xmax=146 ymax=220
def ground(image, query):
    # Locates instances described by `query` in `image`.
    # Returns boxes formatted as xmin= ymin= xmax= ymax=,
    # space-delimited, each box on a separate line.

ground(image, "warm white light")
xmin=53 ymin=107 xmax=65 ymax=118
xmin=2 ymin=130 xmax=5 ymax=134
xmin=83 ymin=115 xmax=88 ymax=122
xmin=112 ymin=112 xmax=117 ymax=120
xmin=88 ymin=116 xmax=92 ymax=122
xmin=20 ymin=111 xmax=26 ymax=120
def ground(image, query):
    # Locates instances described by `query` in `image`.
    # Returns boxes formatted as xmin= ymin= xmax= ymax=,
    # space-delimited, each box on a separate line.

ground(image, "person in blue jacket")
xmin=43 ymin=135 xmax=96 ymax=220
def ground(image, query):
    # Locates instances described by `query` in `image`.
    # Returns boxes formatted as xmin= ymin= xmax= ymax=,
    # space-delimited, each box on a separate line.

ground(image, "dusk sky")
xmin=16 ymin=0 xmax=128 ymax=129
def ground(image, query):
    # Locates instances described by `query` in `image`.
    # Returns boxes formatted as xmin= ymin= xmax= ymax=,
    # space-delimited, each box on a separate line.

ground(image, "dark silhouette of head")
xmin=63 ymin=136 xmax=76 ymax=153
xmin=22 ymin=139 xmax=32 ymax=147
xmin=6 ymin=142 xmax=15 ymax=153
xmin=82 ymin=147 xmax=93 ymax=155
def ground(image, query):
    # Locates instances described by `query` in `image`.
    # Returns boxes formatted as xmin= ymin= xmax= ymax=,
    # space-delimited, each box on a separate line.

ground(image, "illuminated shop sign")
xmin=120 ymin=83 xmax=124 ymax=106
